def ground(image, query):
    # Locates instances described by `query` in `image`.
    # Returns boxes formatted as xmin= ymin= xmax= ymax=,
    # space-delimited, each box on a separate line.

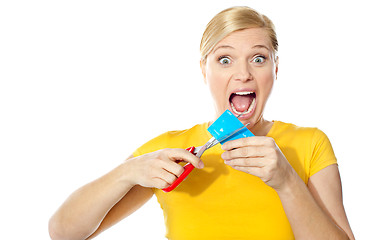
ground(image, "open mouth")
xmin=229 ymin=91 xmax=256 ymax=116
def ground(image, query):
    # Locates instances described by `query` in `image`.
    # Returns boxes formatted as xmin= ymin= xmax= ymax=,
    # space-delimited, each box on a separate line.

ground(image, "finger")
xmin=165 ymin=148 xmax=204 ymax=169
xmin=160 ymin=160 xmax=185 ymax=177
xmin=221 ymin=146 xmax=267 ymax=160
xmin=222 ymin=136 xmax=275 ymax=151
xmin=224 ymin=157 xmax=265 ymax=167
xmin=151 ymin=178 xmax=170 ymax=189
xmin=230 ymin=166 xmax=254 ymax=175
xmin=155 ymin=168 xmax=178 ymax=185
xmin=229 ymin=165 xmax=266 ymax=178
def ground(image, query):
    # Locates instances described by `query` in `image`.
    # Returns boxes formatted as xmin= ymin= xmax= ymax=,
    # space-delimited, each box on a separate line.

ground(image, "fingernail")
xmin=198 ymin=161 xmax=204 ymax=169
xmin=221 ymin=152 xmax=227 ymax=159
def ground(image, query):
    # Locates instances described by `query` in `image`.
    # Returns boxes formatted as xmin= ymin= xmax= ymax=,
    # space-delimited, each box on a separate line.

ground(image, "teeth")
xmin=231 ymin=97 xmax=256 ymax=115
xmin=235 ymin=91 xmax=254 ymax=95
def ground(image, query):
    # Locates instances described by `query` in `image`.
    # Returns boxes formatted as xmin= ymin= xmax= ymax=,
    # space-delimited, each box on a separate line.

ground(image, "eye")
xmin=218 ymin=56 xmax=231 ymax=65
xmin=252 ymin=55 xmax=266 ymax=64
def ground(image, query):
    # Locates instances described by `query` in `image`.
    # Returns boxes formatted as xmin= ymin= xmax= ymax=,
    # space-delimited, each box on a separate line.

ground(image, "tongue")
xmin=231 ymin=95 xmax=253 ymax=112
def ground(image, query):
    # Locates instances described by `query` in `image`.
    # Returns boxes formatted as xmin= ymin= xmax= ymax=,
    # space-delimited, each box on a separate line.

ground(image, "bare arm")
xmin=222 ymin=137 xmax=354 ymax=239
xmin=48 ymin=159 xmax=150 ymax=240
xmin=276 ymin=165 xmax=354 ymax=240
xmin=86 ymin=185 xmax=154 ymax=239
xmin=307 ymin=165 xmax=355 ymax=239
xmin=49 ymin=149 xmax=204 ymax=240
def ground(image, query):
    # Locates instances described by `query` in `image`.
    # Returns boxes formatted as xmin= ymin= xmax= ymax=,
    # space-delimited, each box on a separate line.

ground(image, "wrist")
xmin=274 ymin=168 xmax=301 ymax=197
xmin=115 ymin=160 xmax=138 ymax=188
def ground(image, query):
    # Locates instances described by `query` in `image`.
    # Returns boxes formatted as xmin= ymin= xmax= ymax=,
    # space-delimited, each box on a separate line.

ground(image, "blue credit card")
xmin=207 ymin=110 xmax=254 ymax=145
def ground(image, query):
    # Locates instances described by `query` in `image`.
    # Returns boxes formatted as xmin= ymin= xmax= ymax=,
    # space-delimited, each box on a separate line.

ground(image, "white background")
xmin=1 ymin=0 xmax=391 ymax=239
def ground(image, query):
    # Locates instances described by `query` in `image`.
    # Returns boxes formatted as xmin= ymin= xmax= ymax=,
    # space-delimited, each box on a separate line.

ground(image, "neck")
xmin=249 ymin=117 xmax=273 ymax=136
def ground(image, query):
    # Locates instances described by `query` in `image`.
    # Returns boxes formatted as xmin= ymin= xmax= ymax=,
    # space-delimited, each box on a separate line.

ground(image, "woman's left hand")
xmin=221 ymin=136 xmax=294 ymax=190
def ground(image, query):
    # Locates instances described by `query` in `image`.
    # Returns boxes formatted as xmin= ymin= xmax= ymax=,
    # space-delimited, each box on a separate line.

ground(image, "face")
xmin=201 ymin=28 xmax=278 ymax=130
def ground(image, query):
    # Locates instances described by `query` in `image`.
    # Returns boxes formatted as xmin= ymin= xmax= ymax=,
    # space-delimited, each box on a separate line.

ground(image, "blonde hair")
xmin=200 ymin=6 xmax=278 ymax=62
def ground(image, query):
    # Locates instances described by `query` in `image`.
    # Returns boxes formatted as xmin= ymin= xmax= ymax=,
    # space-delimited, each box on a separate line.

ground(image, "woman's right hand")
xmin=125 ymin=148 xmax=204 ymax=189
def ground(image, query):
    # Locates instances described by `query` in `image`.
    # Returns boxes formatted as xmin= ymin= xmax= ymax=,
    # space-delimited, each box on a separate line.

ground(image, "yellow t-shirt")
xmin=133 ymin=121 xmax=337 ymax=240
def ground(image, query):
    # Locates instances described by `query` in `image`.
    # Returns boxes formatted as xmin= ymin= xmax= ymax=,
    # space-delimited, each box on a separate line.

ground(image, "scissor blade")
xmin=215 ymin=123 xmax=250 ymax=143
xmin=195 ymin=145 xmax=207 ymax=158
xmin=196 ymin=123 xmax=251 ymax=157
xmin=194 ymin=116 xmax=249 ymax=158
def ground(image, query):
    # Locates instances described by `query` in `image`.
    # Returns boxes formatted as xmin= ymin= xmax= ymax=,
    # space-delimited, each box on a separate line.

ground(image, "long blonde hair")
xmin=200 ymin=6 xmax=278 ymax=62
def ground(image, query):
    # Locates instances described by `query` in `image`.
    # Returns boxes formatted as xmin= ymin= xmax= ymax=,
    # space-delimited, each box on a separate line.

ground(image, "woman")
xmin=49 ymin=6 xmax=355 ymax=240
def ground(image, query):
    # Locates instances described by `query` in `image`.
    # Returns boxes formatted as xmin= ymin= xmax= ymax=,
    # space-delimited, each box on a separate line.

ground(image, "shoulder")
xmin=271 ymin=121 xmax=337 ymax=180
xmin=270 ymin=121 xmax=327 ymax=143
xmin=271 ymin=120 xmax=335 ymax=161
xmin=162 ymin=122 xmax=209 ymax=145
xmin=133 ymin=123 xmax=208 ymax=157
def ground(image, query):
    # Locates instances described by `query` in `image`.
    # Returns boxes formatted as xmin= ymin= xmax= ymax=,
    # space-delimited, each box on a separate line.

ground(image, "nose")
xmin=233 ymin=61 xmax=253 ymax=82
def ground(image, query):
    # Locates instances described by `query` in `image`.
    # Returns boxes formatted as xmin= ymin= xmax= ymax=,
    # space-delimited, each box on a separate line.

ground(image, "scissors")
xmin=162 ymin=123 xmax=249 ymax=192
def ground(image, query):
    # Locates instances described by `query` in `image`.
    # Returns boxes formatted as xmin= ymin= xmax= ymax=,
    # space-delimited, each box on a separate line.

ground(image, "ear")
xmin=274 ymin=56 xmax=279 ymax=80
xmin=200 ymin=60 xmax=207 ymax=84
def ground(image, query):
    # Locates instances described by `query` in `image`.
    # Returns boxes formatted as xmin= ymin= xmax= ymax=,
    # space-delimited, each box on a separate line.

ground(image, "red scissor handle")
xmin=162 ymin=146 xmax=196 ymax=192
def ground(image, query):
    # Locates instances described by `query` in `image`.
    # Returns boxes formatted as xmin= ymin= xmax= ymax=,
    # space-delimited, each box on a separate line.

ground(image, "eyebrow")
xmin=252 ymin=44 xmax=270 ymax=50
xmin=213 ymin=44 xmax=270 ymax=54
xmin=212 ymin=45 xmax=234 ymax=54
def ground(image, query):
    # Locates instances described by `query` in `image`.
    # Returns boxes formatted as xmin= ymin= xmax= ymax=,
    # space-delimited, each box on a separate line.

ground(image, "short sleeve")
xmin=309 ymin=129 xmax=338 ymax=177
